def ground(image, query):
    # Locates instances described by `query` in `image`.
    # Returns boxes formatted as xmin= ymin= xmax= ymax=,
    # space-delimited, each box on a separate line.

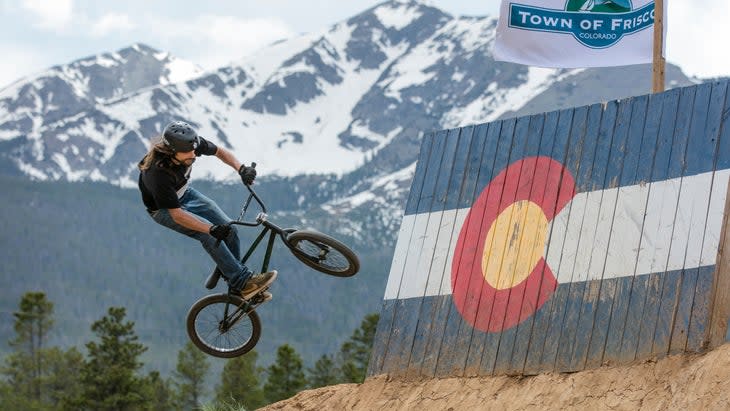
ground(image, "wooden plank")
xmin=441 ymin=118 xmax=517 ymax=377
xmin=581 ymin=97 xmax=633 ymax=365
xmin=425 ymin=122 xmax=496 ymax=378
xmin=539 ymin=105 xmax=593 ymax=372
xmin=615 ymin=92 xmax=664 ymax=363
xmin=601 ymin=94 xmax=649 ymax=364
xmin=420 ymin=126 xmax=474 ymax=376
xmin=709 ymin=178 xmax=730 ymax=347
xmin=581 ymin=96 xmax=632 ymax=366
xmin=372 ymin=132 xmax=437 ymax=376
xmin=669 ymin=83 xmax=714 ymax=353
xmin=382 ymin=130 xmax=449 ymax=375
xmin=379 ymin=297 xmax=419 ymax=377
xmin=383 ymin=132 xmax=436 ymax=301
xmin=417 ymin=296 xmax=452 ymax=377
xmin=404 ymin=132 xmax=436 ymax=215
xmin=445 ymin=124 xmax=493 ymax=376
xmin=687 ymin=82 xmax=728 ymax=351
xmin=652 ymin=85 xmax=697 ymax=356
xmin=521 ymin=108 xmax=575 ymax=374
xmin=493 ymin=114 xmax=540 ymax=374
xmin=601 ymin=94 xmax=648 ymax=364
xmin=585 ymin=277 xmax=617 ymax=368
xmin=634 ymin=88 xmax=681 ymax=359
xmin=686 ymin=266 xmax=715 ymax=351
xmin=568 ymin=101 xmax=620 ymax=371
xmin=469 ymin=118 xmax=519 ymax=377
xmin=407 ymin=127 xmax=470 ymax=377
xmin=708 ymin=82 xmax=730 ymax=347
xmin=368 ymin=299 xmax=397 ymax=376
xmin=555 ymin=103 xmax=602 ymax=373
xmin=509 ymin=112 xmax=556 ymax=374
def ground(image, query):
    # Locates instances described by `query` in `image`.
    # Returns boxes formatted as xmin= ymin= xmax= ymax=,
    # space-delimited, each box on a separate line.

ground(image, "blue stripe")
xmin=369 ymin=267 xmax=716 ymax=377
xmin=403 ymin=82 xmax=730 ymax=216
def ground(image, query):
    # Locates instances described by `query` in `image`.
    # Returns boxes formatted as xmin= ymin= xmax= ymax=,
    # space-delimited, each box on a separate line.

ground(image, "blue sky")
xmin=1 ymin=1 xmax=729 ymax=88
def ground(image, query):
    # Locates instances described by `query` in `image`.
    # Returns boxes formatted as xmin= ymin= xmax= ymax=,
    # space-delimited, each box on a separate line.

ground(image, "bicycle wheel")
xmin=285 ymin=229 xmax=360 ymax=277
xmin=186 ymin=293 xmax=261 ymax=358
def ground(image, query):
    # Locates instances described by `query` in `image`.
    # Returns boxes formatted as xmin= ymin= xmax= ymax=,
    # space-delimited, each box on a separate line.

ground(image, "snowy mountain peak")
xmin=371 ymin=0 xmax=429 ymax=30
xmin=0 ymin=3 xmax=692 ymax=189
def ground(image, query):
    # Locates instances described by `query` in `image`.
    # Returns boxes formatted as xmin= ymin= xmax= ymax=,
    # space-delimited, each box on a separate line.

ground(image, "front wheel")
xmin=285 ymin=229 xmax=360 ymax=277
xmin=186 ymin=293 xmax=261 ymax=358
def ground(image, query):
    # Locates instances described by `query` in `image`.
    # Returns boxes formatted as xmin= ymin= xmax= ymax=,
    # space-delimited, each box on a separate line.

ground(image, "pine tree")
xmin=1 ymin=291 xmax=81 ymax=410
xmin=338 ymin=313 xmax=379 ymax=383
xmin=307 ymin=354 xmax=342 ymax=388
xmin=264 ymin=344 xmax=307 ymax=404
xmin=215 ymin=350 xmax=266 ymax=410
xmin=71 ymin=306 xmax=149 ymax=411
xmin=143 ymin=371 xmax=175 ymax=411
xmin=6 ymin=291 xmax=54 ymax=402
xmin=172 ymin=341 xmax=210 ymax=410
xmin=42 ymin=346 xmax=84 ymax=408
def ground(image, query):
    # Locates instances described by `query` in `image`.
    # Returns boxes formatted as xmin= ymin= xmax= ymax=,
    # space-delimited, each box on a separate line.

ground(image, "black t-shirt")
xmin=138 ymin=137 xmax=218 ymax=211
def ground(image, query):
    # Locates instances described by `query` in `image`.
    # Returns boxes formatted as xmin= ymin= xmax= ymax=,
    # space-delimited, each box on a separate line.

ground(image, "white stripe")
xmin=400 ymin=209 xmax=444 ymax=299
xmin=384 ymin=169 xmax=730 ymax=300
xmin=383 ymin=215 xmax=416 ymax=298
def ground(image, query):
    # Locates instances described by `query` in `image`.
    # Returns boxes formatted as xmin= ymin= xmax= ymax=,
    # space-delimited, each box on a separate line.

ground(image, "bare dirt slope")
xmin=262 ymin=344 xmax=730 ymax=410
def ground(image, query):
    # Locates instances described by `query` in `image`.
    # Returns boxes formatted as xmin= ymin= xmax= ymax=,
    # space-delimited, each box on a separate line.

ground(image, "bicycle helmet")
xmin=162 ymin=121 xmax=199 ymax=152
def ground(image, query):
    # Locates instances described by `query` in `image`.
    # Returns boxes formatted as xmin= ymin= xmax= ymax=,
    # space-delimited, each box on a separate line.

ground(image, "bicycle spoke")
xmin=192 ymin=299 xmax=256 ymax=353
xmin=296 ymin=240 xmax=350 ymax=271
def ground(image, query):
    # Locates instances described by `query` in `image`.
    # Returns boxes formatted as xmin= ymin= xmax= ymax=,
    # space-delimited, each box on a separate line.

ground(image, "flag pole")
xmin=652 ymin=0 xmax=665 ymax=93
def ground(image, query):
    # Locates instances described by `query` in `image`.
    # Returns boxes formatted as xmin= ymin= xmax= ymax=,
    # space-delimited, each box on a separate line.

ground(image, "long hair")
xmin=138 ymin=138 xmax=175 ymax=171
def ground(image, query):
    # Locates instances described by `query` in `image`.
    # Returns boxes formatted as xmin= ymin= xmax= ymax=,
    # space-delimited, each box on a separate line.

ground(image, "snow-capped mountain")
xmin=0 ymin=0 xmax=692 ymax=216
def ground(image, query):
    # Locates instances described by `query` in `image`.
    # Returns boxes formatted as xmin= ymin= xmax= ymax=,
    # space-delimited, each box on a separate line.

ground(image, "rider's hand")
xmin=209 ymin=224 xmax=232 ymax=241
xmin=238 ymin=164 xmax=257 ymax=185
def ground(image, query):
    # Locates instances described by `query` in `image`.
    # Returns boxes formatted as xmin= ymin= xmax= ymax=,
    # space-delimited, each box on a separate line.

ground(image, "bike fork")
xmin=219 ymin=294 xmax=264 ymax=332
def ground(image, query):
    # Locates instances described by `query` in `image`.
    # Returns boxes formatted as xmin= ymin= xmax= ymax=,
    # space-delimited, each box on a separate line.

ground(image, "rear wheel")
xmin=285 ymin=229 xmax=359 ymax=277
xmin=186 ymin=293 xmax=261 ymax=358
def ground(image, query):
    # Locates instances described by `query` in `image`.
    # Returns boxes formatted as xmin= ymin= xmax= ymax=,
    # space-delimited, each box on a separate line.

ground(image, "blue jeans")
xmin=148 ymin=187 xmax=251 ymax=289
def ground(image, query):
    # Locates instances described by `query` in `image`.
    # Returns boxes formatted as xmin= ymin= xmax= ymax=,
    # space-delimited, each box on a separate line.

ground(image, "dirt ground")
xmin=262 ymin=344 xmax=730 ymax=410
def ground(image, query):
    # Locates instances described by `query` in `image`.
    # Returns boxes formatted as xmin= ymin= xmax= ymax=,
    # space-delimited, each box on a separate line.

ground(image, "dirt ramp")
xmin=263 ymin=344 xmax=730 ymax=410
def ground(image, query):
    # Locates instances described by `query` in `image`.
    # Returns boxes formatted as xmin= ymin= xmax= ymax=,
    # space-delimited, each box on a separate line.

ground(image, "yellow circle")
xmin=482 ymin=200 xmax=549 ymax=290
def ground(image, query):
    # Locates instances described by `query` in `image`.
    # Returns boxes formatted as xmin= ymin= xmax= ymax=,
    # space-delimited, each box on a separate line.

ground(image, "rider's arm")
xmin=168 ymin=207 xmax=212 ymax=234
xmin=215 ymin=146 xmax=242 ymax=173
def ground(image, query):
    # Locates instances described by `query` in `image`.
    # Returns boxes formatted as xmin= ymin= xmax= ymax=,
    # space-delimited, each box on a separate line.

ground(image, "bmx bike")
xmin=186 ymin=166 xmax=360 ymax=358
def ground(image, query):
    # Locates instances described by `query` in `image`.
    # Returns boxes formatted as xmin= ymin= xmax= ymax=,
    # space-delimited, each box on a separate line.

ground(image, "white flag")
xmin=494 ymin=0 xmax=666 ymax=68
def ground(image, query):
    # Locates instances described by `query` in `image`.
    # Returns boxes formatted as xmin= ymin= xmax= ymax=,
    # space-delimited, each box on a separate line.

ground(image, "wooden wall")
xmin=368 ymin=80 xmax=730 ymax=378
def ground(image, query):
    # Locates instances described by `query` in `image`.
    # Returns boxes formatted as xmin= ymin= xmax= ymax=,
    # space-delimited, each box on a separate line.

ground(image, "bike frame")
xmin=217 ymin=183 xmax=294 ymax=328
xmin=229 ymin=184 xmax=295 ymax=274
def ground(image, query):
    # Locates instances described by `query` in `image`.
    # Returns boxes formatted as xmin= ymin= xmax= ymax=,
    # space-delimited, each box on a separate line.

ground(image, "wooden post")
xmin=652 ymin=0 xmax=666 ymax=93
xmin=708 ymin=178 xmax=730 ymax=348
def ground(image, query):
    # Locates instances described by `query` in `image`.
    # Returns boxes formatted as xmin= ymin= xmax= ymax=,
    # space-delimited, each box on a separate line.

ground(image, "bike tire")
xmin=285 ymin=229 xmax=360 ymax=277
xmin=186 ymin=293 xmax=261 ymax=358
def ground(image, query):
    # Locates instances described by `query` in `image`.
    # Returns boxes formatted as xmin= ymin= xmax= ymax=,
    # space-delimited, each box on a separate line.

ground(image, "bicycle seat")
xmin=205 ymin=268 xmax=222 ymax=289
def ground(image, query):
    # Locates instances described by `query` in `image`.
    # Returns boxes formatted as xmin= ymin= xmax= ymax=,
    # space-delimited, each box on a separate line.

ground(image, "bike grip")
xmin=251 ymin=162 xmax=256 ymax=168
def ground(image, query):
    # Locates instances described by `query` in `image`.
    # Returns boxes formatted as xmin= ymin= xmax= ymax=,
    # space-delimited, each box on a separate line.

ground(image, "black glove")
xmin=209 ymin=224 xmax=232 ymax=241
xmin=238 ymin=164 xmax=257 ymax=185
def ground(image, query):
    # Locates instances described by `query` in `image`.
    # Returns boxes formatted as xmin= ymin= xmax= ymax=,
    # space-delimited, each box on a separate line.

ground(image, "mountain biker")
xmin=138 ymin=120 xmax=277 ymax=299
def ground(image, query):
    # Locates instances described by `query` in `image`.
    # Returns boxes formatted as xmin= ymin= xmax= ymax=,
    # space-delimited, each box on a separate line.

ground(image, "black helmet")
xmin=162 ymin=121 xmax=199 ymax=152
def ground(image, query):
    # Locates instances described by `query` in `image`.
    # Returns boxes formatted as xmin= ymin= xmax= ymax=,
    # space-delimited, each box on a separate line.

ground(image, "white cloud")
xmin=665 ymin=2 xmax=730 ymax=78
xmin=0 ymin=45 xmax=46 ymax=88
xmin=148 ymin=15 xmax=294 ymax=68
xmin=91 ymin=12 xmax=136 ymax=37
xmin=21 ymin=0 xmax=74 ymax=31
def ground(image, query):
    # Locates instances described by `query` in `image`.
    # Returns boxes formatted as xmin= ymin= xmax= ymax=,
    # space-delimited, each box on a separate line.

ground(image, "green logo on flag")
xmin=566 ymin=0 xmax=631 ymax=13
xmin=508 ymin=0 xmax=655 ymax=48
